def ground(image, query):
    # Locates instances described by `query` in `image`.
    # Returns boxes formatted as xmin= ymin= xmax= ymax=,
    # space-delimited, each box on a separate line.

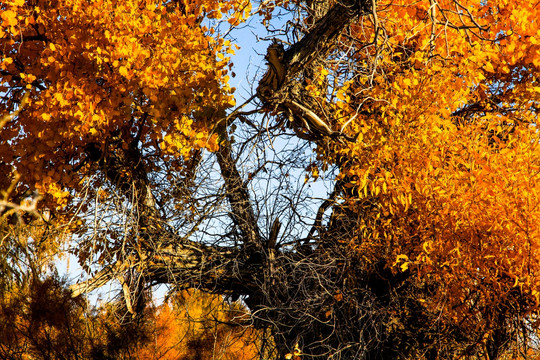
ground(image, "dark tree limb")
xmin=283 ymin=0 xmax=372 ymax=78
xmin=257 ymin=0 xmax=372 ymax=140
xmin=215 ymin=132 xmax=262 ymax=247
xmin=70 ymin=238 xmax=259 ymax=297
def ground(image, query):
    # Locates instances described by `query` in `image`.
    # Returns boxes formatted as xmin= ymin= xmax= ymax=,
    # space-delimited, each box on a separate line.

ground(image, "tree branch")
xmin=283 ymin=0 xmax=371 ymax=77
xmin=215 ymin=132 xmax=262 ymax=247
xmin=71 ymin=238 xmax=259 ymax=297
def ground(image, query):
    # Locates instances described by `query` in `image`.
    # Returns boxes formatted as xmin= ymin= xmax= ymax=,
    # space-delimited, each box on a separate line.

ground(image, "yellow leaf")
xmin=396 ymin=254 xmax=408 ymax=262
xmin=400 ymin=262 xmax=409 ymax=271
xmin=119 ymin=66 xmax=128 ymax=76
xmin=422 ymin=240 xmax=433 ymax=253
xmin=1 ymin=10 xmax=18 ymax=27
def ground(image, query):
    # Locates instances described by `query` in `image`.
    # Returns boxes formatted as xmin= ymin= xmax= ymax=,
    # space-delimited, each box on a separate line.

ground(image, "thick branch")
xmin=71 ymin=238 xmax=259 ymax=297
xmin=283 ymin=0 xmax=370 ymax=77
xmin=257 ymin=0 xmax=371 ymax=100
xmin=215 ymin=134 xmax=261 ymax=247
xmin=256 ymin=0 xmax=372 ymax=139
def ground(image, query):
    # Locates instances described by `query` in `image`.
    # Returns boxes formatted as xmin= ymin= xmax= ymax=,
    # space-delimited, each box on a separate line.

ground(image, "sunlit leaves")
xmin=0 ymin=0 xmax=249 ymax=208
xmin=297 ymin=0 xmax=540 ymax=335
xmin=135 ymin=290 xmax=261 ymax=360
xmin=0 ymin=276 xmax=262 ymax=360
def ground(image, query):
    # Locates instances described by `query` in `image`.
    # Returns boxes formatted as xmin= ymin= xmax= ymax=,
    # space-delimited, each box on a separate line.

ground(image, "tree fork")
xmin=71 ymin=133 xmax=264 ymax=298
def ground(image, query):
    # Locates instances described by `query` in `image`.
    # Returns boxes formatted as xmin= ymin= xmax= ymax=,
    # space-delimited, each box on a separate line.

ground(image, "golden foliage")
xmin=2 ymin=0 xmax=540 ymax=356
xmin=0 ymin=0 xmax=249 ymax=207
xmin=136 ymin=290 xmax=261 ymax=360
xmin=307 ymin=0 xmax=540 ymax=339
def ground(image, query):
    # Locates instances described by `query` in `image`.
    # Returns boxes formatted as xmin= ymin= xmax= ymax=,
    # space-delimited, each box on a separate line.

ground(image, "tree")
xmin=0 ymin=271 xmax=263 ymax=360
xmin=2 ymin=0 xmax=540 ymax=358
xmin=135 ymin=290 xmax=264 ymax=360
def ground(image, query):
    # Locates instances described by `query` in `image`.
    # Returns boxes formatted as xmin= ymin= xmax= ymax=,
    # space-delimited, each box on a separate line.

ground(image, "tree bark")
xmin=283 ymin=0 xmax=371 ymax=78
xmin=215 ymin=134 xmax=262 ymax=247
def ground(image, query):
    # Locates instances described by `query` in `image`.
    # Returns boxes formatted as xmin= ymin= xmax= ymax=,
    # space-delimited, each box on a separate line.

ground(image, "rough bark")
xmin=283 ymin=0 xmax=371 ymax=78
xmin=214 ymin=133 xmax=262 ymax=247
xmin=70 ymin=238 xmax=256 ymax=297
xmin=257 ymin=0 xmax=373 ymax=140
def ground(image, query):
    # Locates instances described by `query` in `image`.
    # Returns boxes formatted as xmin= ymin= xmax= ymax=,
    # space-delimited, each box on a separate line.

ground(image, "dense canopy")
xmin=2 ymin=0 xmax=540 ymax=358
